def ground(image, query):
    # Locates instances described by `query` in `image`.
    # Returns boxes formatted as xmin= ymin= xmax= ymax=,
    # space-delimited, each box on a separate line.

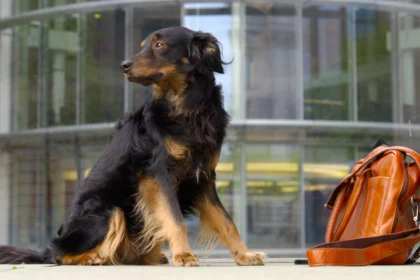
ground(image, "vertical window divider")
xmin=123 ymin=7 xmax=132 ymax=114
xmin=295 ymin=1 xmax=304 ymax=120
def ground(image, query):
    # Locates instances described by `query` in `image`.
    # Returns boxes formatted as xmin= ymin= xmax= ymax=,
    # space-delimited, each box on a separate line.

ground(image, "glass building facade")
xmin=2 ymin=0 xmax=420 ymax=257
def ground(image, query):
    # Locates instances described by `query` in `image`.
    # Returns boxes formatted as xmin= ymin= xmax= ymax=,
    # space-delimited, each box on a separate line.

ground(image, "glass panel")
xmin=45 ymin=15 xmax=78 ymax=126
xmin=46 ymin=137 xmax=81 ymax=241
xmin=14 ymin=0 xmax=77 ymax=11
xmin=183 ymin=2 xmax=234 ymax=116
xmin=303 ymin=5 xmax=350 ymax=120
xmin=82 ymin=9 xmax=125 ymax=124
xmin=130 ymin=3 xmax=181 ymax=111
xmin=14 ymin=0 xmax=40 ymax=13
xmin=245 ymin=3 xmax=297 ymax=119
xmin=0 ymin=152 xmax=9 ymax=245
xmin=12 ymin=22 xmax=41 ymax=130
xmin=8 ymin=133 xmax=109 ymax=247
xmin=246 ymin=144 xmax=300 ymax=249
xmin=46 ymin=0 xmax=77 ymax=8
xmin=356 ymin=8 xmax=392 ymax=122
xmin=304 ymin=146 xmax=353 ymax=247
xmin=356 ymin=146 xmax=372 ymax=161
xmin=401 ymin=15 xmax=420 ymax=124
xmin=9 ymin=137 xmax=47 ymax=247
xmin=49 ymin=134 xmax=108 ymax=242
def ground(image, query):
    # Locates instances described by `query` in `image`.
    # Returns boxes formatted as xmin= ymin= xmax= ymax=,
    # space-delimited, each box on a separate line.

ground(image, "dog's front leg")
xmin=137 ymin=176 xmax=198 ymax=267
xmin=194 ymin=175 xmax=265 ymax=266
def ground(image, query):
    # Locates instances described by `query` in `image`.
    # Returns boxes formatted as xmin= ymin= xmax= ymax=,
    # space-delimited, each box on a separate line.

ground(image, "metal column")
xmin=232 ymin=1 xmax=246 ymax=120
xmin=232 ymin=0 xmax=247 ymax=242
xmin=295 ymin=1 xmax=304 ymax=120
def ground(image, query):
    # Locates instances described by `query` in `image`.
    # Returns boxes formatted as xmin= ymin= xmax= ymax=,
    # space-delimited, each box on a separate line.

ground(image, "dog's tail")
xmin=0 ymin=245 xmax=54 ymax=264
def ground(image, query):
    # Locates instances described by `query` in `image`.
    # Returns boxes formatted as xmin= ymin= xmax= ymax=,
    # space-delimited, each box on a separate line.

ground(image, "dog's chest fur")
xmin=146 ymin=97 xmax=227 ymax=183
xmin=164 ymin=114 xmax=221 ymax=181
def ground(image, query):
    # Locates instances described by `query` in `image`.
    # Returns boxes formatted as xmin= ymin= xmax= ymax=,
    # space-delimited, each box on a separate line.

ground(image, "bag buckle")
xmin=411 ymin=196 xmax=420 ymax=226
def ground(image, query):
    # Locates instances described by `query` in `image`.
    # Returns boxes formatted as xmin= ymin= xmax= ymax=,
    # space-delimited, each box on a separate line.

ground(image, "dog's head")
xmin=121 ymin=26 xmax=225 ymax=87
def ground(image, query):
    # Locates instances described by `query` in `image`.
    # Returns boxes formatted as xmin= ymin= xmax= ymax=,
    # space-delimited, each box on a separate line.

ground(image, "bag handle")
xmin=325 ymin=145 xmax=420 ymax=209
xmin=306 ymin=227 xmax=420 ymax=266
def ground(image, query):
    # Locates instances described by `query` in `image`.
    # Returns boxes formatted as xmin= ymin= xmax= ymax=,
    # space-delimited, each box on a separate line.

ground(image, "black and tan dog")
xmin=0 ymin=26 xmax=265 ymax=267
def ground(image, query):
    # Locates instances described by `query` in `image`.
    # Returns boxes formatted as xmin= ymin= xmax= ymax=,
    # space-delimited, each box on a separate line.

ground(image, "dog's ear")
xmin=188 ymin=31 xmax=225 ymax=74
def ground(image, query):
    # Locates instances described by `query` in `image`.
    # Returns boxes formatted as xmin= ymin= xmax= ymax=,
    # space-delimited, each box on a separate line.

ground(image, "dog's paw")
xmin=158 ymin=253 xmax=169 ymax=264
xmin=233 ymin=252 xmax=265 ymax=266
xmin=60 ymin=252 xmax=104 ymax=266
xmin=80 ymin=253 xmax=104 ymax=266
xmin=173 ymin=252 xmax=199 ymax=267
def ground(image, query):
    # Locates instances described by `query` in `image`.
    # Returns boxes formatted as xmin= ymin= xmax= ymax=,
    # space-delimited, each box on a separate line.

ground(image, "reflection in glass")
xmin=356 ymin=8 xmax=392 ymax=122
xmin=46 ymin=0 xmax=77 ymax=8
xmin=12 ymin=23 xmax=40 ymax=130
xmin=304 ymin=146 xmax=353 ymax=247
xmin=303 ymin=5 xmax=350 ymax=120
xmin=14 ymin=0 xmax=78 ymax=12
xmin=14 ymin=0 xmax=40 ymax=13
xmin=246 ymin=144 xmax=300 ymax=249
xmin=82 ymin=10 xmax=125 ymax=124
xmin=400 ymin=16 xmax=420 ymax=124
xmin=45 ymin=15 xmax=78 ymax=126
xmin=246 ymin=3 xmax=297 ymax=119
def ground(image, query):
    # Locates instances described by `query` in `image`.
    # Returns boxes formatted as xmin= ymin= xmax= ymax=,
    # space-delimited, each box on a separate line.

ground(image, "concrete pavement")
xmin=0 ymin=258 xmax=418 ymax=280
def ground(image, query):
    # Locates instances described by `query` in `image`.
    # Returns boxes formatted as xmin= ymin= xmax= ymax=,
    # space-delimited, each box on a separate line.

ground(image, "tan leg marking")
xmin=136 ymin=177 xmax=198 ymax=267
xmin=59 ymin=208 xmax=130 ymax=265
xmin=158 ymin=252 xmax=170 ymax=264
xmin=196 ymin=198 xmax=265 ymax=266
xmin=141 ymin=241 xmax=168 ymax=265
xmin=60 ymin=251 xmax=104 ymax=265
xmin=173 ymin=252 xmax=199 ymax=267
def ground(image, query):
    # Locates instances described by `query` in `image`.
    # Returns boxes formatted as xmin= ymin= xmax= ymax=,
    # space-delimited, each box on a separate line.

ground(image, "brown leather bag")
xmin=306 ymin=144 xmax=420 ymax=266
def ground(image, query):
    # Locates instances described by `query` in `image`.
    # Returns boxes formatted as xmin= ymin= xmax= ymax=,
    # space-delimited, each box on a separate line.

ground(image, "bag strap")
xmin=325 ymin=169 xmax=373 ymax=242
xmin=325 ymin=145 xmax=420 ymax=209
xmin=306 ymin=228 xmax=420 ymax=266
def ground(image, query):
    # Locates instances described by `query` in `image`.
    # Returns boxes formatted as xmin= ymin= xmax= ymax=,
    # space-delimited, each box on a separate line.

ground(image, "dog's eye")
xmin=154 ymin=41 xmax=164 ymax=49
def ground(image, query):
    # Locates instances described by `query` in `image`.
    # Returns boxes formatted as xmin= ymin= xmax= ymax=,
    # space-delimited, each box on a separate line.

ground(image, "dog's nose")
xmin=120 ymin=60 xmax=133 ymax=72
